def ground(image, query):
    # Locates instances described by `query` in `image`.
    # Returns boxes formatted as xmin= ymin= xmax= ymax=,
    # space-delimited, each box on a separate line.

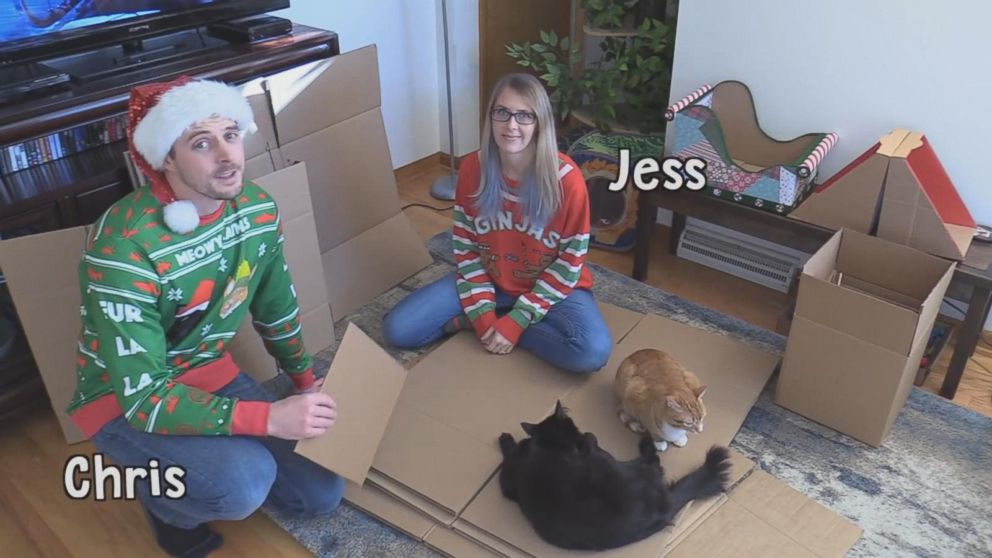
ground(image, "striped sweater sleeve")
xmin=493 ymin=167 xmax=591 ymax=344
xmin=249 ymin=213 xmax=314 ymax=391
xmin=453 ymin=160 xmax=498 ymax=338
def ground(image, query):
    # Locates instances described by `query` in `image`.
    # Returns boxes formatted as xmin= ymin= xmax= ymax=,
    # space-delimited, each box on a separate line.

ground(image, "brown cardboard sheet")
xmin=0 ymin=227 xmax=89 ymax=443
xmin=458 ymin=312 xmax=780 ymax=557
xmin=666 ymin=471 xmax=862 ymax=558
xmin=368 ymin=304 xmax=644 ymax=515
xmin=280 ymin=109 xmax=402 ymax=252
xmin=264 ymin=45 xmax=434 ymax=318
xmin=343 ymin=480 xmax=436 ymax=540
xmin=320 ymin=211 xmax=434 ymax=319
xmin=425 ymin=524 xmax=507 ymax=558
xmin=295 ymin=323 xmax=406 ymax=484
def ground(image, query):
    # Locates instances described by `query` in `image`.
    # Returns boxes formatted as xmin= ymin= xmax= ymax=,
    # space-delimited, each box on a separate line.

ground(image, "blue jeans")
xmin=91 ymin=372 xmax=345 ymax=529
xmin=383 ymin=271 xmax=612 ymax=373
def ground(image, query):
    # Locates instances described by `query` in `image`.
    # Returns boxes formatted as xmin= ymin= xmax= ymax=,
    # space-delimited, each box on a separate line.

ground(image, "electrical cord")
xmin=401 ymin=202 xmax=454 ymax=212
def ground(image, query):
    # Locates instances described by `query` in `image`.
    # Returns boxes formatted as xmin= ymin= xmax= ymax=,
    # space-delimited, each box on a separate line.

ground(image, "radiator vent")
xmin=676 ymin=218 xmax=811 ymax=293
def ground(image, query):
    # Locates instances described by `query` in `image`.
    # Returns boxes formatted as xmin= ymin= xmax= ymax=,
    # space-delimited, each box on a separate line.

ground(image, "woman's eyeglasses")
xmin=491 ymin=107 xmax=537 ymax=125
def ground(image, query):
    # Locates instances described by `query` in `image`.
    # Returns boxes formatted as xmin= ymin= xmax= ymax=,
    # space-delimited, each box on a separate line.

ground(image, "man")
xmin=67 ymin=76 xmax=342 ymax=557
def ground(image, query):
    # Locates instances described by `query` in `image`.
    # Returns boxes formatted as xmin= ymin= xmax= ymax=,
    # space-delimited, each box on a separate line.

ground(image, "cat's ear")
xmin=521 ymin=422 xmax=537 ymax=436
xmin=554 ymin=400 xmax=566 ymax=417
xmin=693 ymin=385 xmax=708 ymax=400
xmin=666 ymin=396 xmax=684 ymax=412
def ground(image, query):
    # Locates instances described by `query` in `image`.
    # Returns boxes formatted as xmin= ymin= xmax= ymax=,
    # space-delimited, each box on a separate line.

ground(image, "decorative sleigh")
xmin=665 ymin=81 xmax=838 ymax=214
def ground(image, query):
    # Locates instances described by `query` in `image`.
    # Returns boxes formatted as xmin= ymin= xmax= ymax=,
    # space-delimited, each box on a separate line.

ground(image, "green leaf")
xmin=550 ymin=30 xmax=559 ymax=46
xmin=560 ymin=37 xmax=570 ymax=50
xmin=542 ymin=52 xmax=557 ymax=62
xmin=540 ymin=30 xmax=551 ymax=44
xmin=519 ymin=60 xmax=531 ymax=67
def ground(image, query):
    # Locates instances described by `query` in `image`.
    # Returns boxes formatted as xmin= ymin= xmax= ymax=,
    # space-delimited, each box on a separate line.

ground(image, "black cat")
xmin=498 ymin=401 xmax=732 ymax=551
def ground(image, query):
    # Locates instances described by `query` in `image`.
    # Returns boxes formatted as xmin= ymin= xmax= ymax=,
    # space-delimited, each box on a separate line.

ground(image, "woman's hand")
xmin=482 ymin=327 xmax=515 ymax=354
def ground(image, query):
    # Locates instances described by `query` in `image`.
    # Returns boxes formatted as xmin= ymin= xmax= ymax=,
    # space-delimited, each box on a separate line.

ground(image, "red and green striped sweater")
xmin=67 ymin=181 xmax=313 ymax=438
xmin=453 ymin=151 xmax=593 ymax=344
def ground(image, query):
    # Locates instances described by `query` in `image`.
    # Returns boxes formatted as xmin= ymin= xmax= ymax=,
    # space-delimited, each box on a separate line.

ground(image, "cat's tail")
xmin=665 ymin=446 xmax=732 ymax=521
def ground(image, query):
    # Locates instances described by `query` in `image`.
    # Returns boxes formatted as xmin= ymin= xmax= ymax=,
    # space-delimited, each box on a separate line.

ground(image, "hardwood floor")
xmin=0 ymin=156 xmax=988 ymax=557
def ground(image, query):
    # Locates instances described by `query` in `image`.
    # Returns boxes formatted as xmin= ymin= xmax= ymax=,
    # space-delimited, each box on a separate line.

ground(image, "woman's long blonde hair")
xmin=473 ymin=73 xmax=562 ymax=226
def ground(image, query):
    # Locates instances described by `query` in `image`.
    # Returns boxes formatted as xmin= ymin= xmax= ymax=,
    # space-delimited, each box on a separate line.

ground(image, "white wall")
xmin=274 ymin=0 xmax=442 ymax=168
xmin=436 ymin=0 xmax=481 ymax=158
xmin=670 ymin=0 xmax=992 ymax=225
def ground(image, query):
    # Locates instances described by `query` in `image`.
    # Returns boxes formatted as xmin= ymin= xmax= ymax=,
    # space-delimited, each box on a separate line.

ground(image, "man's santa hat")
xmin=127 ymin=76 xmax=256 ymax=234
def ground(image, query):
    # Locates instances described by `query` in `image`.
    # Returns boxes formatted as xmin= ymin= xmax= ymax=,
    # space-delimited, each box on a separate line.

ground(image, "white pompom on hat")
xmin=126 ymin=75 xmax=256 ymax=234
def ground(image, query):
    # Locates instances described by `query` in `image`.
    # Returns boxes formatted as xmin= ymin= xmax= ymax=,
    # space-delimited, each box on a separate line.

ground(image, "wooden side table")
xmin=632 ymin=188 xmax=992 ymax=399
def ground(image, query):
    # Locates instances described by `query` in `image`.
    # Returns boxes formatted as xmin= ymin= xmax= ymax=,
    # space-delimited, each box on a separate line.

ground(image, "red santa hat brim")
xmin=131 ymin=79 xmax=257 ymax=171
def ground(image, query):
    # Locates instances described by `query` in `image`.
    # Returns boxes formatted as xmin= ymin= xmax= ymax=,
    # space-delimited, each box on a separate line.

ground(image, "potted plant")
xmin=505 ymin=0 xmax=676 ymax=135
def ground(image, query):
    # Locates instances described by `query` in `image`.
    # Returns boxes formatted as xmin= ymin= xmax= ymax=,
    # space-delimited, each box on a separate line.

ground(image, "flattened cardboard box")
xmin=263 ymin=44 xmax=433 ymax=318
xmin=790 ymin=128 xmax=976 ymax=260
xmin=776 ymin=228 xmax=955 ymax=446
xmin=0 ymin=89 xmax=332 ymax=444
xmin=341 ymin=310 xmax=859 ymax=557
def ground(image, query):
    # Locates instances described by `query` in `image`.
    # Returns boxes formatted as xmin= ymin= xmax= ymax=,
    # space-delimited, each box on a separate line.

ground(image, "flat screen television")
xmin=0 ymin=0 xmax=290 ymax=65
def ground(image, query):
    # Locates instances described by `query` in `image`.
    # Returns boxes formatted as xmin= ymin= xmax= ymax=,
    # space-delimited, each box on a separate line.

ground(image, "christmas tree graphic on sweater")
xmin=68 ymin=182 xmax=313 ymax=438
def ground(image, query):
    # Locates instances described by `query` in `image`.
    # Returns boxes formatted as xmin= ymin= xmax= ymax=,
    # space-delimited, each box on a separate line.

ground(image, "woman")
xmin=383 ymin=73 xmax=612 ymax=373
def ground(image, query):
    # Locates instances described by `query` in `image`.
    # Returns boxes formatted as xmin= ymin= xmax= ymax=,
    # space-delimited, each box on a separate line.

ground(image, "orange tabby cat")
xmin=614 ymin=349 xmax=707 ymax=452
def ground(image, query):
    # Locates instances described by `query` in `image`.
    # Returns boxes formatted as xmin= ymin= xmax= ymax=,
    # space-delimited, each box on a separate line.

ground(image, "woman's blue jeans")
xmin=383 ymin=271 xmax=612 ymax=373
xmin=91 ymin=372 xmax=345 ymax=529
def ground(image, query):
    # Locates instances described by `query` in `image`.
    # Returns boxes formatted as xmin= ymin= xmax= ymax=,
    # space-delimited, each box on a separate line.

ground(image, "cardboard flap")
xmin=836 ymin=229 xmax=953 ymax=304
xmin=0 ymin=227 xmax=89 ymax=444
xmin=266 ymin=45 xmax=382 ymax=145
xmin=426 ymin=524 xmax=508 ymax=558
xmin=343 ymin=480 xmax=437 ymax=540
xmin=368 ymin=470 xmax=457 ymax=525
xmin=244 ymin=92 xmax=279 ymax=161
xmin=796 ymin=276 xmax=919 ymax=356
xmin=789 ymin=152 xmax=888 ymax=233
xmin=281 ymin=109 xmax=403 ymax=252
xmin=668 ymin=470 xmax=862 ymax=558
xmin=372 ymin=395 xmax=502 ymax=514
xmin=320 ymin=212 xmax=434 ymax=319
xmin=728 ymin=471 xmax=862 ymax=556
xmin=294 ymin=323 xmax=407 ymax=485
xmin=878 ymin=159 xmax=972 ymax=260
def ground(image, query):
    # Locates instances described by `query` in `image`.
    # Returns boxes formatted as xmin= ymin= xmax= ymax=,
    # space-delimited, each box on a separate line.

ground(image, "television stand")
xmin=45 ymin=28 xmax=230 ymax=84
xmin=0 ymin=62 xmax=71 ymax=104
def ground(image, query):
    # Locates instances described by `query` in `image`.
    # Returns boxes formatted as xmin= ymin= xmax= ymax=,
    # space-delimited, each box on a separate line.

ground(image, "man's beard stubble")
xmin=178 ymin=163 xmax=244 ymax=201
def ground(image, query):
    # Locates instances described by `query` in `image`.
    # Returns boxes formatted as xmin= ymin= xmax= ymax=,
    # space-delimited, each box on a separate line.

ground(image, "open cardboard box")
xmin=776 ymin=228 xmax=955 ymax=446
xmin=0 ymin=44 xmax=862 ymax=556
xmin=790 ymin=128 xmax=976 ymax=260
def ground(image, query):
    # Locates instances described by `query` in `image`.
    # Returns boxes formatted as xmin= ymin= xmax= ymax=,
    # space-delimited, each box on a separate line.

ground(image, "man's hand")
xmin=267 ymin=392 xmax=337 ymax=440
xmin=482 ymin=326 xmax=514 ymax=355
xmin=296 ymin=376 xmax=325 ymax=394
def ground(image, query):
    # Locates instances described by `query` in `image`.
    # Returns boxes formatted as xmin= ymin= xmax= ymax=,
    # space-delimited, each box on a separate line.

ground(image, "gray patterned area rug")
xmin=262 ymin=232 xmax=992 ymax=558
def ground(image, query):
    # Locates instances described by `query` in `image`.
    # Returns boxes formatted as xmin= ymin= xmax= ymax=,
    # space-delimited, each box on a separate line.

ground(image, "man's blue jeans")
xmin=383 ymin=271 xmax=612 ymax=373
xmin=91 ymin=372 xmax=345 ymax=529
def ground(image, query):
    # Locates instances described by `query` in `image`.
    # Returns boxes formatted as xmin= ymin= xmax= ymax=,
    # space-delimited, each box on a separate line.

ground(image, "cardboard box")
xmin=790 ymin=128 xmax=977 ymax=260
xmin=776 ymin=229 xmax=955 ymax=446
xmin=264 ymin=44 xmax=433 ymax=318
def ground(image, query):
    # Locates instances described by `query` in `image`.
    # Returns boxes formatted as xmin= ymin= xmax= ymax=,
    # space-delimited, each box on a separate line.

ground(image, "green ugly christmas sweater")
xmin=67 ymin=182 xmax=313 ymax=438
